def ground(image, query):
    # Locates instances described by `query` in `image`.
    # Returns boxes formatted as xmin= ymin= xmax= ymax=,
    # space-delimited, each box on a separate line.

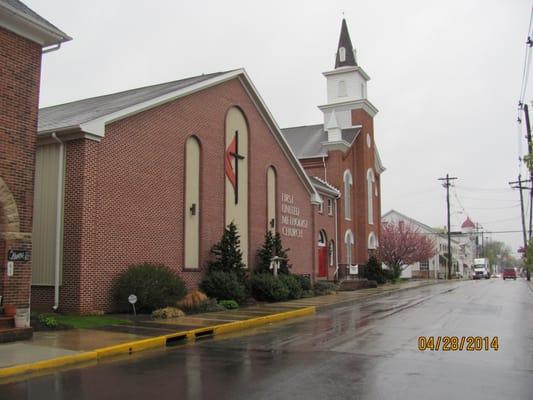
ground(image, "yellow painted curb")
xmin=0 ymin=351 xmax=97 ymax=378
xmin=0 ymin=306 xmax=315 ymax=380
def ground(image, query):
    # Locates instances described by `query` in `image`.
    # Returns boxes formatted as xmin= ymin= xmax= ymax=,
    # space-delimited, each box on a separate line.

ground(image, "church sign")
xmin=7 ymin=249 xmax=31 ymax=262
xmin=280 ymin=192 xmax=309 ymax=238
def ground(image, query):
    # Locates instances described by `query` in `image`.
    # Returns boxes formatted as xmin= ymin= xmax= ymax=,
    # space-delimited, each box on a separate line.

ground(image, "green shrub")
xmin=294 ymin=275 xmax=311 ymax=291
xmin=250 ymin=273 xmax=290 ymax=302
xmin=113 ymin=263 xmax=187 ymax=313
xmin=278 ymin=274 xmax=303 ymax=299
xmin=152 ymin=307 xmax=185 ymax=320
xmin=361 ymin=256 xmax=387 ymax=284
xmin=314 ymin=281 xmax=337 ymax=296
xmin=38 ymin=314 xmax=58 ymax=328
xmin=219 ymin=300 xmax=239 ymax=310
xmin=207 ymin=222 xmax=246 ymax=281
xmin=200 ymin=271 xmax=247 ymax=304
xmin=255 ymin=231 xmax=291 ymax=274
xmin=183 ymin=298 xmax=225 ymax=314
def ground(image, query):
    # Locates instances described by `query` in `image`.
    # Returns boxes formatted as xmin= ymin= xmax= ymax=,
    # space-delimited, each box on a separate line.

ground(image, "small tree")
xmin=378 ymin=221 xmax=437 ymax=279
xmin=273 ymin=232 xmax=291 ymax=274
xmin=256 ymin=230 xmax=276 ymax=273
xmin=207 ymin=222 xmax=246 ymax=281
xmin=255 ymin=231 xmax=291 ymax=275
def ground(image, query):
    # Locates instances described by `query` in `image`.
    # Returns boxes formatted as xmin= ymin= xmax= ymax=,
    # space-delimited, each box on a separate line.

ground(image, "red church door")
xmin=318 ymin=247 xmax=327 ymax=277
xmin=317 ymin=230 xmax=327 ymax=278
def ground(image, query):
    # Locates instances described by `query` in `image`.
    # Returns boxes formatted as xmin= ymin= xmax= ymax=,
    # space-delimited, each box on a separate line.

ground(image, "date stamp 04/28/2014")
xmin=418 ymin=336 xmax=499 ymax=351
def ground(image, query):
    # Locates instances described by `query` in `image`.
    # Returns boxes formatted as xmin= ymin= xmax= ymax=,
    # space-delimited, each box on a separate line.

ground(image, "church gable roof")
xmin=281 ymin=124 xmax=360 ymax=159
xmin=38 ymin=71 xmax=229 ymax=134
xmin=38 ymin=68 xmax=321 ymax=204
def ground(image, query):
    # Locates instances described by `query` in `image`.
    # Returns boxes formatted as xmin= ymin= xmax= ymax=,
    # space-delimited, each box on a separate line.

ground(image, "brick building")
xmin=31 ymin=19 xmax=384 ymax=314
xmin=0 ymin=0 xmax=69 ymax=322
xmin=282 ymin=19 xmax=385 ymax=279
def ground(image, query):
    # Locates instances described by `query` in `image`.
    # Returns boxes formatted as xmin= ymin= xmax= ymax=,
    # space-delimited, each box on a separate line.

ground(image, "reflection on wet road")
xmin=1 ymin=280 xmax=532 ymax=399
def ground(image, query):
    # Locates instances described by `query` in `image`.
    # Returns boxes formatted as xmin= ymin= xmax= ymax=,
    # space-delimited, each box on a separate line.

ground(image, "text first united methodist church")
xmin=30 ymin=19 xmax=385 ymax=314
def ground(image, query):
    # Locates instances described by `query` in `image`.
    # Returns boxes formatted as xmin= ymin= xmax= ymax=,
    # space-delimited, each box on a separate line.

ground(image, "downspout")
xmin=334 ymin=196 xmax=339 ymax=281
xmin=322 ymin=156 xmax=327 ymax=181
xmin=51 ymin=133 xmax=64 ymax=311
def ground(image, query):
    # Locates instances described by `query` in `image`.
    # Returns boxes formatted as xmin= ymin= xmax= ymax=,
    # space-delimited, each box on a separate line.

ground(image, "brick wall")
xmin=299 ymin=108 xmax=382 ymax=269
xmin=0 ymin=27 xmax=41 ymax=308
xmin=36 ymin=78 xmax=315 ymax=313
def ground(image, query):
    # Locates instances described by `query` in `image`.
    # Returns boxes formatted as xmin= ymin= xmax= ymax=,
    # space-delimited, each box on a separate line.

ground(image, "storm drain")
xmin=165 ymin=334 xmax=187 ymax=346
xmin=194 ymin=329 xmax=214 ymax=339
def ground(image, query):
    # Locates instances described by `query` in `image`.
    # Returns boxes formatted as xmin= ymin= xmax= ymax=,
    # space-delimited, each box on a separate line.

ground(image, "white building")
xmin=382 ymin=210 xmax=465 ymax=279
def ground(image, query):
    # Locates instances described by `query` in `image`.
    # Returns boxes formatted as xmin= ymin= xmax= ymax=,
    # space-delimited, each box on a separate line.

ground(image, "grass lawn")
xmin=33 ymin=313 xmax=129 ymax=329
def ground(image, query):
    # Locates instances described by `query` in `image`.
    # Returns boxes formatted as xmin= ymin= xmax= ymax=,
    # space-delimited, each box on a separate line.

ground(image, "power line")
xmin=454 ymin=184 xmax=512 ymax=193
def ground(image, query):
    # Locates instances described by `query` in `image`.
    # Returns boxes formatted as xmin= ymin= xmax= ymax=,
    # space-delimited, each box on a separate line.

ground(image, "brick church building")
xmin=0 ymin=0 xmax=69 ymax=320
xmin=31 ymin=19 xmax=384 ymax=314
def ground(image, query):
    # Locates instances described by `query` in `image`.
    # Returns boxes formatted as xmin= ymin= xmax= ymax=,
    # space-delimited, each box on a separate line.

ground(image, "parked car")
xmin=502 ymin=268 xmax=517 ymax=280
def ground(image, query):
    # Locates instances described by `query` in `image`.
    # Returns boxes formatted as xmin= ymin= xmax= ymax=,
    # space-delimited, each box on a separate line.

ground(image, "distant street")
xmin=1 ymin=279 xmax=532 ymax=400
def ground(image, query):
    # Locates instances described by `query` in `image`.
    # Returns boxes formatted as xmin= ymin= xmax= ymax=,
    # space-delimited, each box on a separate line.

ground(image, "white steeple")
xmin=319 ymin=19 xmax=378 ymax=137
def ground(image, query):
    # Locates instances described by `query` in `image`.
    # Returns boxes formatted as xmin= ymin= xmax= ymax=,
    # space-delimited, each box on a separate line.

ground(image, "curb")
xmin=0 ymin=306 xmax=315 ymax=380
xmin=316 ymin=279 xmax=457 ymax=312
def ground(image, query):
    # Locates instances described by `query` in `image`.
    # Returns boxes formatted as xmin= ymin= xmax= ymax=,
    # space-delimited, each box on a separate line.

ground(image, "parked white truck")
xmin=472 ymin=258 xmax=490 ymax=279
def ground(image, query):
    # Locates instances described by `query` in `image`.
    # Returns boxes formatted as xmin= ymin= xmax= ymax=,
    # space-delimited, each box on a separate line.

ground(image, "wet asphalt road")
xmin=1 ymin=279 xmax=532 ymax=400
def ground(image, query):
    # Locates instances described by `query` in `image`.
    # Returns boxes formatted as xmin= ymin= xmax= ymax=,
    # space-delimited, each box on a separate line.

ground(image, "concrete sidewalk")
xmin=0 ymin=279 xmax=453 ymax=380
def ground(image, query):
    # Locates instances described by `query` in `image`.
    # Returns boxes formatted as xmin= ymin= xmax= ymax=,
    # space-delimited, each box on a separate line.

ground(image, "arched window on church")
xmin=367 ymin=169 xmax=375 ymax=225
xmin=338 ymin=80 xmax=347 ymax=97
xmin=345 ymin=230 xmax=354 ymax=265
xmin=184 ymin=136 xmax=201 ymax=269
xmin=267 ymin=166 xmax=276 ymax=233
xmin=344 ymin=170 xmax=352 ymax=220
xmin=368 ymin=232 xmax=377 ymax=250
xmin=339 ymin=46 xmax=346 ymax=62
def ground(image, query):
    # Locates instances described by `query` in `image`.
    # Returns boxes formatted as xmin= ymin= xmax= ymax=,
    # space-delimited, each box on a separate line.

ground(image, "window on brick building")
xmin=367 ymin=169 xmax=374 ymax=225
xmin=344 ymin=170 xmax=352 ymax=220
xmin=345 ymin=229 xmax=354 ymax=265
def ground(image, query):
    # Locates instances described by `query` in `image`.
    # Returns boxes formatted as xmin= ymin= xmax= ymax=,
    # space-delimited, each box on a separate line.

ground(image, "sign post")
xmin=269 ymin=256 xmax=286 ymax=277
xmin=128 ymin=294 xmax=137 ymax=317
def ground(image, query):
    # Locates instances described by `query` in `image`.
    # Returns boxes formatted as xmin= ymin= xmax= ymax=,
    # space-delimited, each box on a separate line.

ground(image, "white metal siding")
xmin=31 ymin=144 xmax=64 ymax=286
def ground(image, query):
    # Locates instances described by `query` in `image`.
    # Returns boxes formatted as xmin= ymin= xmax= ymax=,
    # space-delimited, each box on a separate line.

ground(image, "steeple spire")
xmin=335 ymin=19 xmax=357 ymax=68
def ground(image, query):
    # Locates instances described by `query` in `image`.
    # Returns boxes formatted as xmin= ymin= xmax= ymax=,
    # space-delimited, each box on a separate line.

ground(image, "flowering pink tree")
xmin=378 ymin=221 xmax=437 ymax=279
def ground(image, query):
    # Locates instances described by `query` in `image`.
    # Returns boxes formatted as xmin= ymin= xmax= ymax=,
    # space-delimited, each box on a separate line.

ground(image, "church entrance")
xmin=318 ymin=230 xmax=327 ymax=278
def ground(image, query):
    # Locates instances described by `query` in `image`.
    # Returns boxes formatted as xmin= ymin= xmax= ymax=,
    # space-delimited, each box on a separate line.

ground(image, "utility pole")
xmin=509 ymin=175 xmax=530 ymax=281
xmin=524 ymin=104 xmax=533 ymax=240
xmin=475 ymin=222 xmax=484 ymax=258
xmin=439 ymin=174 xmax=457 ymax=280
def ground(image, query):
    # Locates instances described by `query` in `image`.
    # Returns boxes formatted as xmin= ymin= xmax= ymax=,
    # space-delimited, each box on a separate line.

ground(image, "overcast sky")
xmin=26 ymin=0 xmax=532 ymax=255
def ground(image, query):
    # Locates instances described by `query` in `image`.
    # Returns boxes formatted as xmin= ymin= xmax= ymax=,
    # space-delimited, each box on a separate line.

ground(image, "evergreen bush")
xmin=294 ymin=275 xmax=311 ymax=291
xmin=362 ymin=256 xmax=387 ymax=284
xmin=219 ymin=300 xmax=239 ymax=310
xmin=200 ymin=270 xmax=247 ymax=304
xmin=207 ymin=222 xmax=246 ymax=281
xmin=278 ymin=274 xmax=303 ymax=299
xmin=113 ymin=263 xmax=186 ymax=312
xmin=255 ymin=231 xmax=291 ymax=274
xmin=250 ymin=273 xmax=290 ymax=302
xmin=313 ymin=281 xmax=337 ymax=296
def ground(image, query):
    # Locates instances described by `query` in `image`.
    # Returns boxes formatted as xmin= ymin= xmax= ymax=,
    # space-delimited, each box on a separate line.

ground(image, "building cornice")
xmin=318 ymin=98 xmax=379 ymax=117
xmin=0 ymin=2 xmax=71 ymax=46
xmin=322 ymin=66 xmax=370 ymax=81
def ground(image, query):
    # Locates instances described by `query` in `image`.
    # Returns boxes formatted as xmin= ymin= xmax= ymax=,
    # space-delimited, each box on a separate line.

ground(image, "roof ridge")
xmin=312 ymin=176 xmax=340 ymax=193
xmin=40 ymin=70 xmax=234 ymax=110
xmin=282 ymin=123 xmax=323 ymax=131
